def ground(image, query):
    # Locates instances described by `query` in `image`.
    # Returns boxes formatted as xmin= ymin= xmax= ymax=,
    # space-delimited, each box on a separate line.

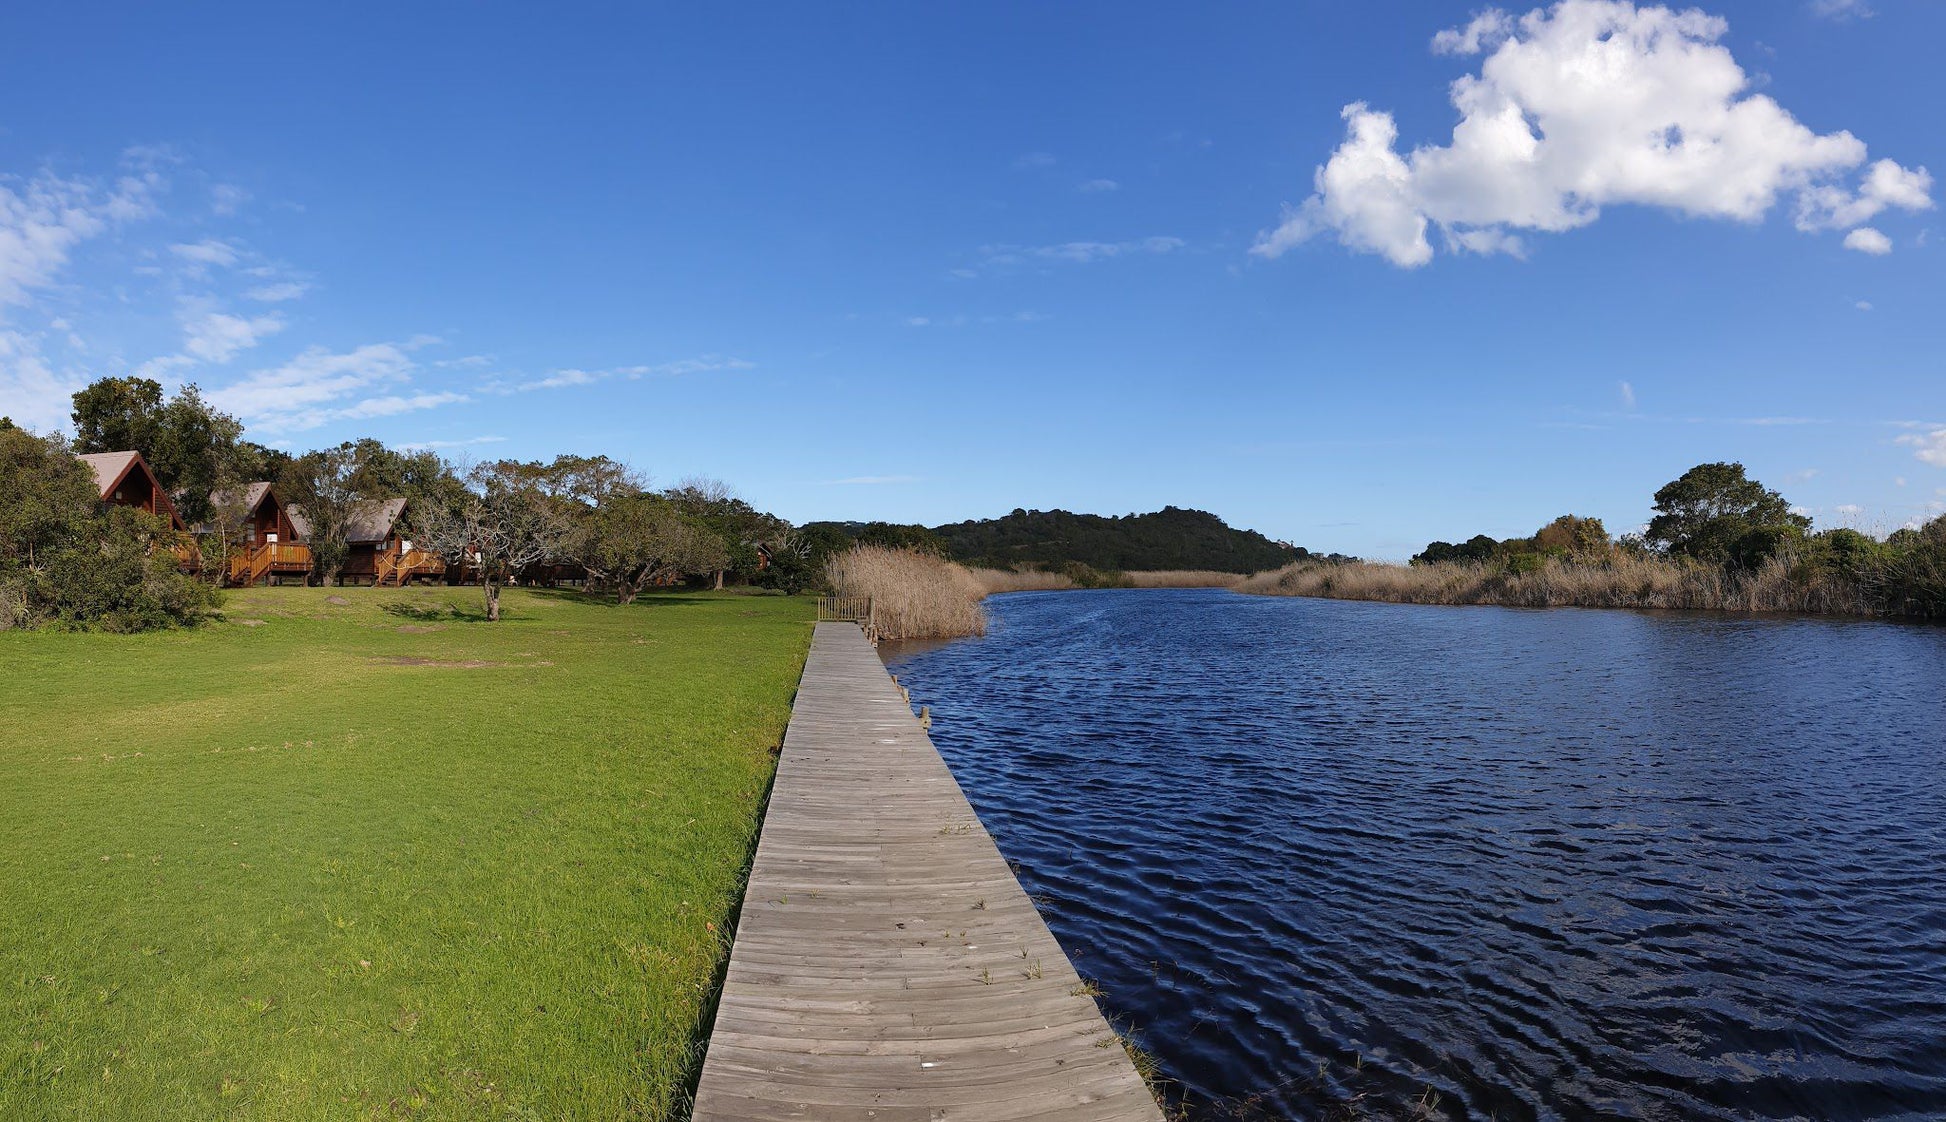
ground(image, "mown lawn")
xmin=0 ymin=586 xmax=813 ymax=1121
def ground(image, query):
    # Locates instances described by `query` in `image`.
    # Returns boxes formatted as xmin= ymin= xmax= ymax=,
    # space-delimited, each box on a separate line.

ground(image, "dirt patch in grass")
xmin=325 ymin=595 xmax=352 ymax=605
xmin=376 ymin=657 xmax=503 ymax=669
xmin=395 ymin=624 xmax=443 ymax=634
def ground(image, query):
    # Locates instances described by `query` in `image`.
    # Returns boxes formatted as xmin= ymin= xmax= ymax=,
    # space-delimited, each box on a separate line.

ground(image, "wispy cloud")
xmin=1897 ymin=428 xmax=1946 ymax=467
xmin=1808 ymin=0 xmax=1873 ymax=20
xmin=0 ymin=156 xmax=159 ymax=310
xmin=397 ymin=435 xmax=508 ymax=452
xmin=1077 ymin=178 xmax=1120 ymax=193
xmin=488 ymin=354 xmax=755 ymax=394
xmin=182 ymin=308 xmax=286 ymax=363
xmin=975 ymin=236 xmax=1184 ymax=272
xmin=1013 ymin=152 xmax=1056 ymax=170
xmin=1618 ymin=380 xmax=1636 ymax=411
xmin=244 ymin=280 xmax=309 ymax=302
xmin=169 ymin=239 xmax=241 ymax=268
xmin=209 ymin=184 xmax=250 ymax=216
xmin=208 ymin=338 xmax=458 ymax=432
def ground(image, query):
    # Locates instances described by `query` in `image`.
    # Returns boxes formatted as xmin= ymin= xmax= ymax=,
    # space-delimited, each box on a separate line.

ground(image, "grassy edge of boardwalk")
xmin=0 ymin=586 xmax=812 ymax=1121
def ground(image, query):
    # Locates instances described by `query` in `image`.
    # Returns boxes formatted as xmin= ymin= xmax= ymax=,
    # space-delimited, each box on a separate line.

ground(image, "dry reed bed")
xmin=825 ymin=545 xmax=988 ymax=639
xmin=969 ymin=567 xmax=1076 ymax=594
xmin=1125 ymin=570 xmax=1245 ymax=588
xmin=970 ymin=568 xmax=1247 ymax=594
xmin=1235 ymin=554 xmax=1876 ymax=615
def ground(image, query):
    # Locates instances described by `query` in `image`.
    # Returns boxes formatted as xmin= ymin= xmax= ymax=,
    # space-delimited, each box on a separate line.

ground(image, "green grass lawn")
xmin=0 ymin=585 xmax=813 ymax=1121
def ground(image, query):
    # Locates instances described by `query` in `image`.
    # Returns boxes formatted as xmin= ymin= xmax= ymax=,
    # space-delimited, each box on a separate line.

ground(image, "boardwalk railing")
xmin=815 ymin=594 xmax=872 ymax=623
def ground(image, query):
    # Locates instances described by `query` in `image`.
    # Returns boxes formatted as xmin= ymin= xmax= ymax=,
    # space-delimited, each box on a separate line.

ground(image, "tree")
xmin=1533 ymin=515 xmax=1611 ymax=562
xmin=0 ymin=427 xmax=217 ymax=631
xmin=1645 ymin=462 xmax=1809 ymax=568
xmin=344 ymin=438 xmax=469 ymax=513
xmin=0 ymin=426 xmax=100 ymax=584
xmin=149 ymin=385 xmax=247 ymax=527
xmin=537 ymin=455 xmax=647 ymax=593
xmin=279 ymin=445 xmax=364 ymax=586
xmin=414 ymin=460 xmax=576 ymax=621
xmin=665 ymin=477 xmax=789 ymax=588
xmin=588 ymin=493 xmax=727 ymax=604
xmin=71 ymin=376 xmax=165 ymax=456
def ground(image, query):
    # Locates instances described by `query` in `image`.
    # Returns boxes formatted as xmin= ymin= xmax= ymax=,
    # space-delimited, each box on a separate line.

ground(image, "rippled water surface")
xmin=881 ymin=590 xmax=1946 ymax=1121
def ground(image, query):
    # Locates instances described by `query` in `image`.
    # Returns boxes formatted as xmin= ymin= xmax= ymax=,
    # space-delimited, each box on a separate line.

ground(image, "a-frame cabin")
xmin=77 ymin=450 xmax=186 ymax=531
xmin=216 ymin=482 xmax=313 ymax=586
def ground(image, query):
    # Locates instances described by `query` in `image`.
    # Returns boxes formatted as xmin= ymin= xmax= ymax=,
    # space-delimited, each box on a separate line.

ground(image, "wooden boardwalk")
xmin=691 ymin=623 xmax=1164 ymax=1122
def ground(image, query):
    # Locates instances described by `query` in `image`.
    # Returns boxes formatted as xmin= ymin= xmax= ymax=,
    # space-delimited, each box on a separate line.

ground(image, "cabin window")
xmin=266 ymin=533 xmax=278 ymax=544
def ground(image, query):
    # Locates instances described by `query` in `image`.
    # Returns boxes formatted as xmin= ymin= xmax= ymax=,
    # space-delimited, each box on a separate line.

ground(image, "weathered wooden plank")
xmin=690 ymin=623 xmax=1163 ymax=1122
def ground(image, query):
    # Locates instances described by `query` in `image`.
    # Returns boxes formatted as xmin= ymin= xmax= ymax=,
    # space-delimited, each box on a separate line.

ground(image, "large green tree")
xmin=70 ymin=376 xmax=165 ymax=457
xmin=1645 ymin=462 xmax=1809 ymax=568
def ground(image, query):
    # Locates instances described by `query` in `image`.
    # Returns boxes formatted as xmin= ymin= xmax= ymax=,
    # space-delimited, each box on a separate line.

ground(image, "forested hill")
xmin=932 ymin=506 xmax=1307 ymax=573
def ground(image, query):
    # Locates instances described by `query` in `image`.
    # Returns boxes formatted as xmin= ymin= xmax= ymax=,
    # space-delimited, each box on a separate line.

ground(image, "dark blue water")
xmin=881 ymin=589 xmax=1946 ymax=1122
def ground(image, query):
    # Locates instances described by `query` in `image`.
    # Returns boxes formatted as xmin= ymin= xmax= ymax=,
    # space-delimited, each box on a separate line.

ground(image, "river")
xmin=880 ymin=588 xmax=1946 ymax=1121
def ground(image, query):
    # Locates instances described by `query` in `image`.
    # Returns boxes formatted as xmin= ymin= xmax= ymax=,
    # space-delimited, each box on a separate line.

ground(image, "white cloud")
xmin=398 ymin=435 xmax=507 ymax=451
xmin=1856 ymin=300 xmax=1873 ymax=311
xmin=1808 ymin=0 xmax=1872 ymax=20
xmin=209 ymin=340 xmax=442 ymax=431
xmin=0 ymin=164 xmax=158 ymax=310
xmin=1078 ymin=178 xmax=1121 ymax=193
xmin=1432 ymin=10 xmax=1515 ymax=54
xmin=0 ymin=329 xmax=81 ymax=432
xmin=1256 ymin=1 xmax=1932 ymax=268
xmin=1835 ymin=503 xmax=1863 ymax=514
xmin=1618 ymin=380 xmax=1637 ymax=410
xmin=1842 ymin=227 xmax=1892 ymax=255
xmin=518 ymin=368 xmax=600 ymax=391
xmin=1014 ymin=152 xmax=1057 ymax=169
xmin=1797 ymin=160 xmax=1933 ymax=232
xmin=980 ymin=236 xmax=1184 ymax=269
xmin=618 ymin=355 xmax=755 ymax=378
xmin=244 ymin=280 xmax=309 ymax=302
xmin=494 ymin=355 xmax=754 ymax=393
xmin=181 ymin=309 xmax=285 ymax=363
xmin=1897 ymin=428 xmax=1946 ymax=467
xmin=169 ymin=239 xmax=242 ymax=268
xmin=210 ymin=184 xmax=250 ymax=216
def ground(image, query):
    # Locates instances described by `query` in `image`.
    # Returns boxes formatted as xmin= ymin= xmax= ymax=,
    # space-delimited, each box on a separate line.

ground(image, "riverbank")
xmin=0 ymin=586 xmax=811 ymax=1120
xmin=1236 ymin=548 xmax=1942 ymax=619
xmin=824 ymin=545 xmax=1256 ymax=639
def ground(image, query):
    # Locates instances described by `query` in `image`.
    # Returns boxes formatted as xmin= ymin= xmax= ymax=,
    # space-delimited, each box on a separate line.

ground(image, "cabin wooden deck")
xmin=691 ymin=623 xmax=1164 ymax=1122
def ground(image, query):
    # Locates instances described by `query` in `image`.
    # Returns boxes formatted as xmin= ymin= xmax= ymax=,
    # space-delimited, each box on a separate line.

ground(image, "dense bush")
xmin=0 ymin=428 xmax=220 ymax=632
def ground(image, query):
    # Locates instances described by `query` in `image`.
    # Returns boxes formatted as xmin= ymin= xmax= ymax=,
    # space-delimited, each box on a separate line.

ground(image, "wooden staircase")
xmin=229 ymin=542 xmax=312 ymax=587
xmin=376 ymin=548 xmax=445 ymax=587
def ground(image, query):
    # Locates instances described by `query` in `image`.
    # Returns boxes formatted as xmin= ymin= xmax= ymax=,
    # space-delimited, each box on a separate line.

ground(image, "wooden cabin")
xmin=77 ymin=451 xmax=185 ymax=531
xmin=77 ymin=450 xmax=197 ymax=569
xmin=215 ymin=482 xmax=312 ymax=586
xmin=329 ymin=498 xmax=446 ymax=586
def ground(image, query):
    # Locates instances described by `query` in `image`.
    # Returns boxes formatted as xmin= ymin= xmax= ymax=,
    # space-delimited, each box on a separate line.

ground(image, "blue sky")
xmin=1 ymin=1 xmax=1940 ymax=558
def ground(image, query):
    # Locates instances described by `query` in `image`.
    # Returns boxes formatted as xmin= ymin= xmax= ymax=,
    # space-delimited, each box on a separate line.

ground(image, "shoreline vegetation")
xmin=826 ymin=462 xmax=1945 ymax=638
xmin=824 ymin=546 xmax=1252 ymax=639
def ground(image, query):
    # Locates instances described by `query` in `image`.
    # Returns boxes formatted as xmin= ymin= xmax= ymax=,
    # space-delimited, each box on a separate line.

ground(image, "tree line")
xmin=1411 ymin=462 xmax=1945 ymax=618
xmin=1 ymin=376 xmax=820 ymax=629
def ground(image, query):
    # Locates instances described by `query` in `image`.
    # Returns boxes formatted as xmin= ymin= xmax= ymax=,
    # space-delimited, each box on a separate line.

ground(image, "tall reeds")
xmin=825 ymin=544 xmax=988 ymax=639
xmin=1234 ymin=552 xmax=1880 ymax=614
xmin=969 ymin=566 xmax=1247 ymax=594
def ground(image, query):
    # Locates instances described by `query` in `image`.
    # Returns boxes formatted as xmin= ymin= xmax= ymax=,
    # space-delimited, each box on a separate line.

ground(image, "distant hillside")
xmin=932 ymin=506 xmax=1308 ymax=573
